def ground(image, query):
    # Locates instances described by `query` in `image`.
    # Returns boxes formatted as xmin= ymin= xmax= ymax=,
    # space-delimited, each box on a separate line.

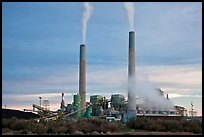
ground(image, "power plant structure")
xmin=28 ymin=90 xmax=189 ymax=122
xmin=79 ymin=44 xmax=86 ymax=114
xmin=25 ymin=32 xmax=191 ymax=122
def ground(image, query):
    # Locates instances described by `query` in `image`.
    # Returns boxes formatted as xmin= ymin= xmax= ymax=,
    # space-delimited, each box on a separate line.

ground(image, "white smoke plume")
xmin=123 ymin=2 xmax=135 ymax=31
xmin=82 ymin=2 xmax=93 ymax=44
xmin=128 ymin=72 xmax=175 ymax=111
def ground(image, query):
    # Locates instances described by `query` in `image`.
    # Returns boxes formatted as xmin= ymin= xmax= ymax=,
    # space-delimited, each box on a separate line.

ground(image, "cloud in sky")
xmin=2 ymin=64 xmax=202 ymax=115
xmin=141 ymin=64 xmax=202 ymax=94
xmin=168 ymin=93 xmax=202 ymax=99
xmin=3 ymin=64 xmax=201 ymax=95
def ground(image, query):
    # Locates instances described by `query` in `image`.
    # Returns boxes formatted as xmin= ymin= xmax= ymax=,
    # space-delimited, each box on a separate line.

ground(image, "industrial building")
xmin=28 ymin=90 xmax=188 ymax=122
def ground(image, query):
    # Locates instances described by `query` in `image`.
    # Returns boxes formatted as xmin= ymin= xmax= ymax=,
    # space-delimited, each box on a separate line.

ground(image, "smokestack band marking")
xmin=80 ymin=44 xmax=86 ymax=60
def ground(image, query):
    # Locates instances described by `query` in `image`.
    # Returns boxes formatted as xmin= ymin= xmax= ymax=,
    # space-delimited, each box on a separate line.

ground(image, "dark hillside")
xmin=2 ymin=109 xmax=40 ymax=119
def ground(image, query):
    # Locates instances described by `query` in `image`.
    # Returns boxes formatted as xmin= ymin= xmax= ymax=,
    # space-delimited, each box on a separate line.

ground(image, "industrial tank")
xmin=73 ymin=94 xmax=81 ymax=118
xmin=111 ymin=94 xmax=125 ymax=110
xmin=90 ymin=95 xmax=104 ymax=116
xmin=84 ymin=107 xmax=91 ymax=118
xmin=90 ymin=95 xmax=103 ymax=104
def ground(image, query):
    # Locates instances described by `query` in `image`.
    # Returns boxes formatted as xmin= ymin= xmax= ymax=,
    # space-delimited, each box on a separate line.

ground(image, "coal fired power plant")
xmin=26 ymin=31 xmax=189 ymax=122
xmin=16 ymin=3 xmax=197 ymax=127
xmin=23 ymin=27 xmax=190 ymax=122
xmin=79 ymin=44 xmax=86 ymax=114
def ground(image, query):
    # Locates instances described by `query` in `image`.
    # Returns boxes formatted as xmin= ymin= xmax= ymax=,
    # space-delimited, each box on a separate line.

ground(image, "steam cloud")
xmin=123 ymin=2 xmax=135 ymax=31
xmin=129 ymin=72 xmax=175 ymax=111
xmin=82 ymin=2 xmax=93 ymax=44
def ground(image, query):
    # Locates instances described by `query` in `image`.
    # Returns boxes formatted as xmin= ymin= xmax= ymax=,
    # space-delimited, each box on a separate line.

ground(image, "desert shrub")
xmin=2 ymin=128 xmax=12 ymax=133
xmin=144 ymin=119 xmax=183 ymax=132
xmin=126 ymin=118 xmax=202 ymax=134
xmin=55 ymin=119 xmax=76 ymax=134
xmin=89 ymin=118 xmax=103 ymax=126
xmin=145 ymin=121 xmax=166 ymax=132
xmin=161 ymin=120 xmax=182 ymax=132
xmin=2 ymin=119 xmax=11 ymax=129
xmin=31 ymin=122 xmax=47 ymax=134
xmin=153 ymin=119 xmax=167 ymax=132
xmin=13 ymin=130 xmax=22 ymax=135
xmin=126 ymin=118 xmax=135 ymax=129
xmin=127 ymin=117 xmax=146 ymax=129
xmin=10 ymin=119 xmax=27 ymax=130
xmin=98 ymin=122 xmax=108 ymax=133
xmin=106 ymin=122 xmax=118 ymax=132
xmin=65 ymin=121 xmax=76 ymax=134
xmin=57 ymin=126 xmax=67 ymax=135
xmin=47 ymin=126 xmax=55 ymax=134
xmin=98 ymin=119 xmax=117 ymax=132
xmin=75 ymin=119 xmax=118 ymax=134
xmin=191 ymin=125 xmax=202 ymax=134
xmin=76 ymin=120 xmax=95 ymax=133
xmin=19 ymin=129 xmax=29 ymax=134
xmin=182 ymin=120 xmax=192 ymax=131
xmin=99 ymin=120 xmax=117 ymax=133
xmin=2 ymin=118 xmax=18 ymax=129
xmin=46 ymin=120 xmax=58 ymax=134
xmin=182 ymin=121 xmax=202 ymax=134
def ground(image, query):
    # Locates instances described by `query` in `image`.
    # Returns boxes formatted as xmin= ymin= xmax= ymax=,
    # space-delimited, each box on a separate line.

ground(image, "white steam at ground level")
xmin=128 ymin=73 xmax=175 ymax=111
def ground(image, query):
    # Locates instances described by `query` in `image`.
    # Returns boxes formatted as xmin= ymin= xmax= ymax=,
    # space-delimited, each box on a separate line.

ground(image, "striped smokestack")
xmin=79 ymin=44 xmax=86 ymax=114
xmin=128 ymin=31 xmax=136 ymax=113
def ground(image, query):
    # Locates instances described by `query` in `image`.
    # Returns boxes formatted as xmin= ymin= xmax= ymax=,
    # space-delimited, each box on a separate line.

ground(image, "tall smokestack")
xmin=79 ymin=44 xmax=86 ymax=114
xmin=128 ymin=31 xmax=136 ymax=114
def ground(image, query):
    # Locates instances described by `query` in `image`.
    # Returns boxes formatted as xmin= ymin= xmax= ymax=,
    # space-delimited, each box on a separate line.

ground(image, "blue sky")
xmin=2 ymin=2 xmax=202 ymax=115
